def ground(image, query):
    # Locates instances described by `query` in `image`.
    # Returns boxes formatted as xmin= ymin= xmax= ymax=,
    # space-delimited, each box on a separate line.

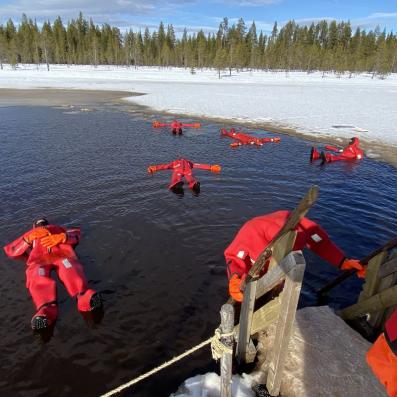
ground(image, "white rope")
xmin=100 ymin=328 xmax=235 ymax=397
xmin=100 ymin=338 xmax=212 ymax=397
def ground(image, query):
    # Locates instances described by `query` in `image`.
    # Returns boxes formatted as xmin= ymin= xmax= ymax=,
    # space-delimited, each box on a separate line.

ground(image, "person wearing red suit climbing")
xmin=147 ymin=158 xmax=221 ymax=193
xmin=224 ymin=210 xmax=365 ymax=302
xmin=310 ymin=137 xmax=364 ymax=165
xmin=3 ymin=218 xmax=102 ymax=331
xmin=367 ymin=308 xmax=397 ymax=397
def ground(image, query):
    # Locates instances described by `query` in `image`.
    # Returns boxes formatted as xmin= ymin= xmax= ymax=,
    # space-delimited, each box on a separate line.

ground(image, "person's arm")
xmin=147 ymin=162 xmax=173 ymax=173
xmin=299 ymin=217 xmax=346 ymax=267
xmin=181 ymin=123 xmax=201 ymax=128
xmin=192 ymin=163 xmax=221 ymax=172
xmin=64 ymin=227 xmax=81 ymax=246
xmin=4 ymin=236 xmax=30 ymax=259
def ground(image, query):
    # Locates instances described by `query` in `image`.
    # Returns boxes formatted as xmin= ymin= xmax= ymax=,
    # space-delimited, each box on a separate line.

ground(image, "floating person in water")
xmin=147 ymin=158 xmax=221 ymax=194
xmin=220 ymin=128 xmax=280 ymax=148
xmin=3 ymin=218 xmax=103 ymax=335
xmin=310 ymin=137 xmax=364 ymax=165
xmin=224 ymin=210 xmax=365 ymax=302
xmin=367 ymin=308 xmax=397 ymax=397
xmin=152 ymin=120 xmax=201 ymax=135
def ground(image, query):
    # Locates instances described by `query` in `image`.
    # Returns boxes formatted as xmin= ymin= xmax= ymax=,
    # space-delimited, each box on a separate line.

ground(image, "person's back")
xmin=225 ymin=210 xmax=365 ymax=301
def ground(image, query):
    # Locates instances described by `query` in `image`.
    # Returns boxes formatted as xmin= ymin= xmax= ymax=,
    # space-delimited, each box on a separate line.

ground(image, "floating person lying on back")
xmin=224 ymin=210 xmax=365 ymax=302
xmin=3 ymin=218 xmax=103 ymax=335
xmin=152 ymin=120 xmax=201 ymax=135
xmin=147 ymin=158 xmax=221 ymax=194
xmin=310 ymin=137 xmax=364 ymax=165
xmin=220 ymin=128 xmax=280 ymax=148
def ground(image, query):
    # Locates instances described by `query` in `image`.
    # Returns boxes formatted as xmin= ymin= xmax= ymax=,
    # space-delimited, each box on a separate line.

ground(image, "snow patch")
xmin=0 ymin=65 xmax=396 ymax=146
xmin=171 ymin=372 xmax=255 ymax=397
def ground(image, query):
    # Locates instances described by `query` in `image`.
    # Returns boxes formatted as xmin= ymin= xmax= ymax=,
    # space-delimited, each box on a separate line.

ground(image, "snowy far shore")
xmin=1 ymin=64 xmax=396 ymax=152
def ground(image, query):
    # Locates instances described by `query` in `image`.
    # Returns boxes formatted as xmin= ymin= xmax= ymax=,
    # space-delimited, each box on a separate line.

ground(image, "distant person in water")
xmin=310 ymin=137 xmax=364 ymax=165
xmin=3 ymin=218 xmax=103 ymax=334
xmin=224 ymin=210 xmax=365 ymax=302
xmin=366 ymin=308 xmax=397 ymax=397
xmin=152 ymin=120 xmax=201 ymax=135
xmin=147 ymin=158 xmax=221 ymax=194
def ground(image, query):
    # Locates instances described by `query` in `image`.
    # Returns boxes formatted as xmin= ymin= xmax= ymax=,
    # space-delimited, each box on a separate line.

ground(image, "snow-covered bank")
xmin=1 ymin=64 xmax=396 ymax=148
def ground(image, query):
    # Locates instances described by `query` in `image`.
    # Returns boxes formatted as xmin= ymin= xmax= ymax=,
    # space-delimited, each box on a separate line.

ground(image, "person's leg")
xmin=184 ymin=171 xmax=199 ymax=192
xmin=26 ymin=265 xmax=58 ymax=329
xmin=55 ymin=258 xmax=100 ymax=312
xmin=169 ymin=171 xmax=183 ymax=190
xmin=366 ymin=333 xmax=397 ymax=397
xmin=310 ymin=147 xmax=321 ymax=161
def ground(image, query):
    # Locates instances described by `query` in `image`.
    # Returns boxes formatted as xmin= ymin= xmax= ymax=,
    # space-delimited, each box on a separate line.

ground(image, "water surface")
xmin=1 ymin=104 xmax=396 ymax=396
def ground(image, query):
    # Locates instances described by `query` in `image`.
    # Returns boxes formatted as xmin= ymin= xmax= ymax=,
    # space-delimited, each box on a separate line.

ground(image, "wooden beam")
xmin=237 ymin=280 xmax=258 ymax=364
xmin=359 ymin=251 xmax=387 ymax=302
xmin=378 ymin=257 xmax=397 ymax=279
xmin=256 ymin=251 xmax=304 ymax=300
xmin=342 ymin=284 xmax=397 ymax=320
xmin=266 ymin=259 xmax=305 ymax=396
xmin=220 ymin=304 xmax=234 ymax=397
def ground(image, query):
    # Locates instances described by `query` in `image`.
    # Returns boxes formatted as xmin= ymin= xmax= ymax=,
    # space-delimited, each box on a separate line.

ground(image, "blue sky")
xmin=0 ymin=0 xmax=396 ymax=34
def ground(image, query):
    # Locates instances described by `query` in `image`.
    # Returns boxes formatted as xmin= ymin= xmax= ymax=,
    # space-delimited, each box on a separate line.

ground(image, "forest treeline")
xmin=0 ymin=13 xmax=396 ymax=76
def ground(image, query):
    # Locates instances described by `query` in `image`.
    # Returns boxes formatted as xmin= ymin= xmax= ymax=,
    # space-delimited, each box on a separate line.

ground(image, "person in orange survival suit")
xmin=367 ymin=308 xmax=397 ymax=397
xmin=148 ymin=158 xmax=221 ymax=194
xmin=3 ymin=218 xmax=102 ymax=331
xmin=311 ymin=137 xmax=364 ymax=165
xmin=224 ymin=210 xmax=366 ymax=302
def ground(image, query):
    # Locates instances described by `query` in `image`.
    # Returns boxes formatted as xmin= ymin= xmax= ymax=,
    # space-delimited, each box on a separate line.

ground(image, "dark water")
xmin=1 ymin=104 xmax=397 ymax=397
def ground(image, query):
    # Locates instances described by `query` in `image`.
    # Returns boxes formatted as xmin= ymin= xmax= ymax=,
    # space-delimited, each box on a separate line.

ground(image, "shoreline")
xmin=1 ymin=87 xmax=396 ymax=168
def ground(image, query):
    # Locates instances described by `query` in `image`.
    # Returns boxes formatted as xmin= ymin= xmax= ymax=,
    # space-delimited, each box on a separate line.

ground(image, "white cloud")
xmin=0 ymin=0 xmax=195 ymax=26
xmin=215 ymin=0 xmax=281 ymax=6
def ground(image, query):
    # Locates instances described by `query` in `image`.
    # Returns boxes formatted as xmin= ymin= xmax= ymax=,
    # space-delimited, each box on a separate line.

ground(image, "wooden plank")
xmin=378 ymin=257 xmax=397 ymax=279
xmin=266 ymin=261 xmax=305 ymax=396
xmin=220 ymin=304 xmax=234 ymax=397
xmin=250 ymin=296 xmax=282 ymax=335
xmin=237 ymin=280 xmax=257 ymax=364
xmin=256 ymin=252 xmax=295 ymax=299
xmin=368 ymin=270 xmax=397 ymax=328
xmin=342 ymin=284 xmax=397 ymax=320
xmin=358 ymin=252 xmax=387 ymax=302
xmin=267 ymin=231 xmax=297 ymax=271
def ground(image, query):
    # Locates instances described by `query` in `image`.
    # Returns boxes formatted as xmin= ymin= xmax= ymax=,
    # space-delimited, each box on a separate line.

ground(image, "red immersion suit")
xmin=367 ymin=308 xmax=397 ymax=397
xmin=224 ymin=210 xmax=346 ymax=279
xmin=311 ymin=137 xmax=364 ymax=163
xmin=152 ymin=120 xmax=201 ymax=135
xmin=148 ymin=158 xmax=219 ymax=190
xmin=221 ymin=128 xmax=280 ymax=147
xmin=4 ymin=225 xmax=97 ymax=326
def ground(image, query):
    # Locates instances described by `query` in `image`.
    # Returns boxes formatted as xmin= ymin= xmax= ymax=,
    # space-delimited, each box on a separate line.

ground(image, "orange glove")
xmin=229 ymin=274 xmax=244 ymax=302
xmin=210 ymin=164 xmax=221 ymax=173
xmin=147 ymin=166 xmax=157 ymax=173
xmin=24 ymin=227 xmax=49 ymax=244
xmin=272 ymin=137 xmax=281 ymax=142
xmin=341 ymin=258 xmax=366 ymax=278
xmin=41 ymin=233 xmax=67 ymax=249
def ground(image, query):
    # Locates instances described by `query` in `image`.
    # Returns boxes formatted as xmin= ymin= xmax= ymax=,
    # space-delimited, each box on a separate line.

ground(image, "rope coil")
xmin=211 ymin=327 xmax=234 ymax=361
